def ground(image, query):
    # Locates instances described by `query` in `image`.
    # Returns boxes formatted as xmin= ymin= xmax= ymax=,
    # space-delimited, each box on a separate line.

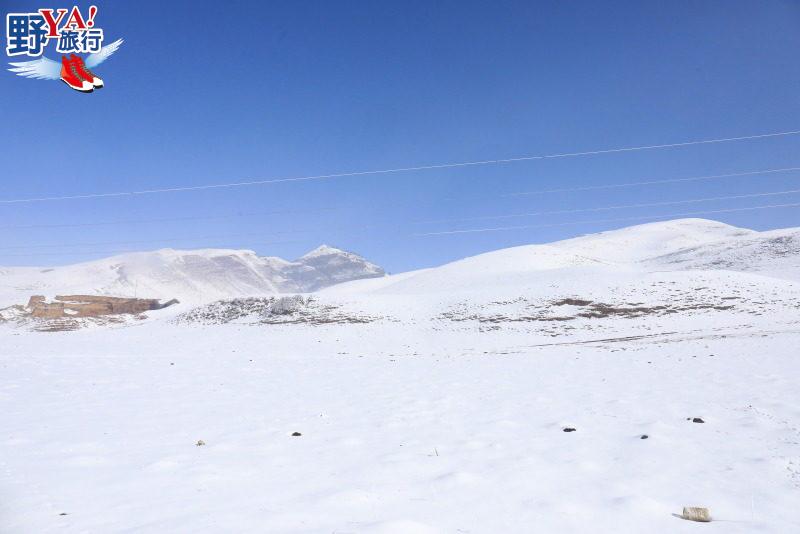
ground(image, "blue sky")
xmin=1 ymin=0 xmax=799 ymax=272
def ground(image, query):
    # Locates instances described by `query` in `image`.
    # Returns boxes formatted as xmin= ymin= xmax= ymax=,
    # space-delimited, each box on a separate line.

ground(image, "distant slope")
xmin=0 ymin=246 xmax=385 ymax=306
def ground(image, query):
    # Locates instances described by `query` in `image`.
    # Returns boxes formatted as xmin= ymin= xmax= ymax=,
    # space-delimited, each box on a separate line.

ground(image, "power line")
xmin=414 ymin=202 xmax=800 ymax=236
xmin=3 ymin=200 xmax=798 ymax=258
xmin=0 ymin=207 xmax=339 ymax=231
xmin=0 ymin=229 xmax=312 ymax=251
xmin=1 ymin=165 xmax=798 ymax=232
xmin=2 ymin=129 xmax=800 ymax=204
xmin=6 ymin=189 xmax=800 ymax=250
xmin=0 ymin=239 xmax=305 ymax=258
xmin=418 ymin=187 xmax=800 ymax=225
xmin=502 ymin=166 xmax=800 ymax=197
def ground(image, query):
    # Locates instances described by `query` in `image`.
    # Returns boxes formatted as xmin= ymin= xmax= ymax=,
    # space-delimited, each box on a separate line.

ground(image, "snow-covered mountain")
xmin=282 ymin=245 xmax=386 ymax=291
xmin=2 ymin=218 xmax=799 ymax=310
xmin=0 ymin=245 xmax=384 ymax=306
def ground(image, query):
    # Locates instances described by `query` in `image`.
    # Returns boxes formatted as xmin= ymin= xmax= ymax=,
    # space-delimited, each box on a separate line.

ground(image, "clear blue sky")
xmin=1 ymin=0 xmax=800 ymax=272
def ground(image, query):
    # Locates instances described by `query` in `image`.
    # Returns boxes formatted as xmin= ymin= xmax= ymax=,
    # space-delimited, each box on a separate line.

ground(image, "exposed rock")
xmin=681 ymin=506 xmax=712 ymax=522
xmin=31 ymin=302 xmax=66 ymax=319
xmin=27 ymin=295 xmax=46 ymax=307
xmin=175 ymin=296 xmax=383 ymax=326
xmin=26 ymin=295 xmax=179 ymax=319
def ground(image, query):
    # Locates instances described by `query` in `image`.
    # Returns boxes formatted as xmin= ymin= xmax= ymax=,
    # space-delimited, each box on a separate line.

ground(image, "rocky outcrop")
xmin=26 ymin=295 xmax=178 ymax=319
xmin=175 ymin=295 xmax=382 ymax=325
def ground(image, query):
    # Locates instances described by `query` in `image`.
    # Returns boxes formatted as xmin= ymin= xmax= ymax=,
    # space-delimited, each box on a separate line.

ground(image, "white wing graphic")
xmin=85 ymin=39 xmax=124 ymax=68
xmin=7 ymin=56 xmax=61 ymax=80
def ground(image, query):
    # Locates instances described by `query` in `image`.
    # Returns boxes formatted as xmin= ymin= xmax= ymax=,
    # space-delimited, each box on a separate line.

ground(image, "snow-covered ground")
xmin=2 ymin=219 xmax=799 ymax=533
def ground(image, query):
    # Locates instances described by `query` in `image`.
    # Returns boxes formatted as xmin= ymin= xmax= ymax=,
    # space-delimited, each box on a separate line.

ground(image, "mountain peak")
xmin=300 ymin=244 xmax=346 ymax=259
xmin=291 ymin=245 xmax=385 ymax=291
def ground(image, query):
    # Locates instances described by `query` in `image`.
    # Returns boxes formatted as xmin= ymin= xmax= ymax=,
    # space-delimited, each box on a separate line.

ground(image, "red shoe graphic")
xmin=70 ymin=54 xmax=104 ymax=89
xmin=60 ymin=56 xmax=93 ymax=93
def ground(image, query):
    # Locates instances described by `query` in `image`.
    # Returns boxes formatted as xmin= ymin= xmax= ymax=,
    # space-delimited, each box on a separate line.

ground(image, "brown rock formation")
xmin=26 ymin=295 xmax=179 ymax=319
xmin=27 ymin=295 xmax=46 ymax=308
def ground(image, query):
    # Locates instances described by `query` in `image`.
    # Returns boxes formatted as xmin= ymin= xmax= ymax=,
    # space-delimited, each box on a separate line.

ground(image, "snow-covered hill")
xmin=312 ymin=219 xmax=800 ymax=343
xmin=324 ymin=219 xmax=800 ymax=299
xmin=0 ymin=245 xmax=384 ymax=307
